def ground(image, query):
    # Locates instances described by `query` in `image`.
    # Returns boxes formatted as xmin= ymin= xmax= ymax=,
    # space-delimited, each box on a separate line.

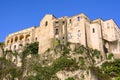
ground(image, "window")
xmin=45 ymin=21 xmax=48 ymax=26
xmin=7 ymin=40 xmax=9 ymax=45
xmin=56 ymin=21 xmax=58 ymax=23
xmin=62 ymin=21 xmax=65 ymax=24
xmin=14 ymin=45 xmax=16 ymax=50
xmin=107 ymin=23 xmax=110 ymax=28
xmin=35 ymin=37 xmax=37 ymax=41
xmin=19 ymin=44 xmax=23 ymax=46
xmin=11 ymin=38 xmax=13 ymax=43
xmin=20 ymin=35 xmax=24 ymax=41
xmin=77 ymin=17 xmax=80 ymax=21
xmin=27 ymin=39 xmax=29 ymax=42
xmin=10 ymin=45 xmax=11 ymax=49
xmin=55 ymin=21 xmax=59 ymax=26
xmin=15 ymin=36 xmax=18 ymax=42
xmin=93 ymin=28 xmax=95 ymax=33
xmin=69 ymin=19 xmax=71 ymax=23
xmin=68 ymin=33 xmax=72 ymax=39
xmin=55 ymin=29 xmax=59 ymax=35
xmin=77 ymin=30 xmax=81 ymax=36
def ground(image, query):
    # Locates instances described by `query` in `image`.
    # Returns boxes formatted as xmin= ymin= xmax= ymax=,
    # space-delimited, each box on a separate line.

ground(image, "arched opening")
xmin=68 ymin=33 xmax=72 ymax=39
xmin=25 ymin=34 xmax=30 ymax=42
xmin=55 ymin=29 xmax=59 ymax=35
xmin=107 ymin=23 xmax=110 ymax=28
xmin=78 ymin=30 xmax=81 ymax=37
xmin=19 ymin=44 xmax=23 ymax=47
xmin=11 ymin=38 xmax=13 ymax=44
xmin=69 ymin=19 xmax=71 ymax=23
xmin=93 ymin=28 xmax=95 ymax=33
xmin=77 ymin=17 xmax=80 ymax=21
xmin=14 ymin=45 xmax=16 ymax=50
xmin=15 ymin=36 xmax=18 ymax=42
xmin=62 ymin=21 xmax=65 ymax=24
xmin=19 ymin=44 xmax=23 ymax=49
xmin=45 ymin=21 xmax=48 ymax=26
xmin=20 ymin=35 xmax=24 ymax=41
xmin=35 ymin=37 xmax=37 ymax=41
xmin=10 ymin=45 xmax=11 ymax=50
xmin=55 ymin=21 xmax=59 ymax=26
xmin=7 ymin=40 xmax=9 ymax=45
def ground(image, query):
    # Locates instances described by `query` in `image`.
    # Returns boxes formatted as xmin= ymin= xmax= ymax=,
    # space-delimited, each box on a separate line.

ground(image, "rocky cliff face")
xmin=0 ymin=42 xmax=114 ymax=80
xmin=0 ymin=47 xmax=3 ymax=57
xmin=0 ymin=42 xmax=4 ymax=58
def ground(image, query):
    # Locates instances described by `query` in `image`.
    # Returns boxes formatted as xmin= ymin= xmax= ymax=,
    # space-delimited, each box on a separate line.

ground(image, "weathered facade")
xmin=4 ymin=13 xmax=120 ymax=58
xmin=4 ymin=27 xmax=39 ymax=51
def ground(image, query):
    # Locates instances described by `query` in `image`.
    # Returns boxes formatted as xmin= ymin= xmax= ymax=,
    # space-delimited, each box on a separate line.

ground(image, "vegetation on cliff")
xmin=0 ymin=42 xmax=120 ymax=80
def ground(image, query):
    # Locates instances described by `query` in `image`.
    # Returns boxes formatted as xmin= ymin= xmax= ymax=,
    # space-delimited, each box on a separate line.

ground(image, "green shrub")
xmin=90 ymin=66 xmax=111 ymax=80
xmin=79 ymin=57 xmax=85 ymax=68
xmin=66 ymin=77 xmax=75 ymax=80
xmin=66 ymin=42 xmax=71 ymax=47
xmin=0 ymin=42 xmax=4 ymax=47
xmin=92 ymin=49 xmax=100 ymax=59
xmin=101 ymin=59 xmax=120 ymax=77
xmin=74 ymin=45 xmax=84 ymax=54
xmin=63 ymin=47 xmax=71 ymax=55
xmin=115 ymin=77 xmax=120 ymax=80
xmin=52 ymin=56 xmax=78 ymax=71
xmin=10 ymin=68 xmax=22 ymax=79
xmin=107 ymin=53 xmax=113 ymax=60
xmin=32 ymin=56 xmax=78 ymax=80
xmin=22 ymin=42 xmax=39 ymax=57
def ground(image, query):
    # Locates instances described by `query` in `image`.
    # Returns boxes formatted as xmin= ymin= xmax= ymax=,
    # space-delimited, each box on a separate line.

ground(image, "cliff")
xmin=0 ymin=42 xmax=119 ymax=80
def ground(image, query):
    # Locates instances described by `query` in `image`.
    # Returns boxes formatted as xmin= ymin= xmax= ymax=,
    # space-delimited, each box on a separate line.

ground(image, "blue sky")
xmin=0 ymin=0 xmax=120 ymax=42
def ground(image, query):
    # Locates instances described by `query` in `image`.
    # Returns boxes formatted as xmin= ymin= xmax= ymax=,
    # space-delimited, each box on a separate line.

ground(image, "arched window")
xmin=77 ymin=17 xmax=80 ymax=21
xmin=107 ymin=23 xmax=110 ymax=28
xmin=7 ymin=40 xmax=9 ymax=45
xmin=55 ymin=29 xmax=59 ymax=35
xmin=55 ymin=21 xmax=59 ymax=26
xmin=15 ymin=36 xmax=18 ymax=42
xmin=14 ymin=45 xmax=16 ymax=50
xmin=77 ymin=30 xmax=81 ymax=36
xmin=25 ymin=34 xmax=30 ymax=41
xmin=62 ymin=21 xmax=65 ymax=24
xmin=93 ymin=28 xmax=95 ymax=33
xmin=35 ymin=37 xmax=37 ymax=41
xmin=20 ymin=35 xmax=24 ymax=41
xmin=11 ymin=38 xmax=13 ymax=43
xmin=10 ymin=45 xmax=11 ymax=49
xmin=19 ymin=44 xmax=23 ymax=46
xmin=69 ymin=19 xmax=71 ymax=23
xmin=45 ymin=21 xmax=48 ymax=26
xmin=68 ymin=33 xmax=72 ymax=39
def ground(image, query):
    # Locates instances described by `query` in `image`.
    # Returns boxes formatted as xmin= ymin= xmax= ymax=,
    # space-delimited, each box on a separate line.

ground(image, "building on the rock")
xmin=4 ymin=27 xmax=39 ymax=51
xmin=4 ymin=13 xmax=120 ymax=58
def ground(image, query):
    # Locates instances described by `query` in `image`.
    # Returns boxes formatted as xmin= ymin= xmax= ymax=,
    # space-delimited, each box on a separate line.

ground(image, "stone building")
xmin=4 ymin=27 xmax=39 ymax=51
xmin=4 ymin=13 xmax=120 ymax=58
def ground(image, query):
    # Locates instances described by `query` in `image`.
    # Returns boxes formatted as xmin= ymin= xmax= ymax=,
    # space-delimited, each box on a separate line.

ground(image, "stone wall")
xmin=4 ymin=13 xmax=120 ymax=57
xmin=5 ymin=27 xmax=37 ymax=51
